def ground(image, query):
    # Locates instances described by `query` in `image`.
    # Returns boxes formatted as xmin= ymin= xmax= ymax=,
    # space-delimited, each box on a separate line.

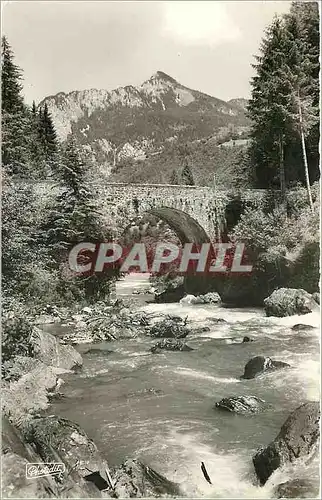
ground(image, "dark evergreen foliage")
xmin=1 ymin=36 xmax=24 ymax=114
xmin=39 ymin=102 xmax=58 ymax=159
xmin=248 ymin=3 xmax=320 ymax=190
xmin=181 ymin=164 xmax=195 ymax=186
xmin=169 ymin=170 xmax=179 ymax=185
xmin=2 ymin=37 xmax=115 ymax=305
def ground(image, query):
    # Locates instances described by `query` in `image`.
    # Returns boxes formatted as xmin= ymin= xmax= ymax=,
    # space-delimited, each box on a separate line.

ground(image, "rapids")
xmin=49 ymin=274 xmax=320 ymax=498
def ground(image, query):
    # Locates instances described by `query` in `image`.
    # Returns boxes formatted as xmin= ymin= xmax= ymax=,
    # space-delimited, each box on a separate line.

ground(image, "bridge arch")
xmin=147 ymin=206 xmax=210 ymax=245
xmin=119 ymin=206 xmax=214 ymax=296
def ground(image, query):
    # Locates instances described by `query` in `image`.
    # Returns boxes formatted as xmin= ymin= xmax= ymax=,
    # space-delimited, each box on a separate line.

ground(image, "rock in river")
xmin=215 ymin=395 xmax=267 ymax=415
xmin=264 ymin=288 xmax=317 ymax=317
xmin=149 ymin=317 xmax=190 ymax=339
xmin=151 ymin=339 xmax=194 ymax=353
xmin=274 ymin=478 xmax=320 ymax=498
xmin=31 ymin=327 xmax=83 ymax=371
xmin=2 ymin=416 xmax=102 ymax=498
xmin=180 ymin=292 xmax=221 ymax=305
xmin=291 ymin=324 xmax=315 ymax=331
xmin=112 ymin=459 xmax=182 ymax=498
xmin=154 ymin=276 xmax=185 ymax=303
xmin=312 ymin=292 xmax=320 ymax=305
xmin=241 ymin=356 xmax=290 ymax=379
xmin=253 ymin=401 xmax=320 ymax=485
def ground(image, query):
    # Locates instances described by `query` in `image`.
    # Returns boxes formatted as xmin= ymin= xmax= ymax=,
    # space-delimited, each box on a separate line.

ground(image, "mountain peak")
xmin=149 ymin=71 xmax=178 ymax=84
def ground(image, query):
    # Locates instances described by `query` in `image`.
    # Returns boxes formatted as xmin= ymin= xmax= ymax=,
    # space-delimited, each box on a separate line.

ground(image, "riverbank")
xmin=2 ymin=276 xmax=320 ymax=499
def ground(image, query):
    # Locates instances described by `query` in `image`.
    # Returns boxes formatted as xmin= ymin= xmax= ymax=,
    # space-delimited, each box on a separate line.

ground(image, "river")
xmin=50 ymin=274 xmax=320 ymax=498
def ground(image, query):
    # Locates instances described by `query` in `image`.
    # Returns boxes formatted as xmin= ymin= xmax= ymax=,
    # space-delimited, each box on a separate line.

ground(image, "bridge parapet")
xmin=33 ymin=180 xmax=270 ymax=241
xmin=91 ymin=183 xmax=268 ymax=240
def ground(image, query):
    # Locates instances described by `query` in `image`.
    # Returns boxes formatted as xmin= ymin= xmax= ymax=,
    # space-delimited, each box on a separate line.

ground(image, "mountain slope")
xmin=40 ymin=71 xmax=250 ymax=185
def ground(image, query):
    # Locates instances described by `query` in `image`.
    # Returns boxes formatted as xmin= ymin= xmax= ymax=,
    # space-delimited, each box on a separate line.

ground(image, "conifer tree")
xmin=42 ymin=138 xmax=101 ymax=253
xmin=40 ymin=138 xmax=113 ymax=301
xmin=248 ymin=4 xmax=319 ymax=196
xmin=181 ymin=164 xmax=194 ymax=186
xmin=170 ymin=170 xmax=179 ymax=185
xmin=1 ymin=36 xmax=24 ymax=114
xmin=284 ymin=2 xmax=320 ymax=210
xmin=1 ymin=37 xmax=48 ymax=177
xmin=248 ymin=17 xmax=294 ymax=195
xmin=1 ymin=36 xmax=29 ymax=174
xmin=41 ymin=102 xmax=58 ymax=158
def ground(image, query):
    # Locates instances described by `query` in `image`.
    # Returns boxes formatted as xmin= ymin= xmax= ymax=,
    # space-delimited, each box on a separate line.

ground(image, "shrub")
xmin=231 ymin=206 xmax=287 ymax=254
xmin=2 ymin=312 xmax=34 ymax=363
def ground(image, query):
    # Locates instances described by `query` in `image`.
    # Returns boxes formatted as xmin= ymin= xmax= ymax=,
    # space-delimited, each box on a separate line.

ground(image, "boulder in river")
xmin=264 ymin=288 xmax=317 ymax=317
xmin=34 ymin=314 xmax=61 ymax=325
xmin=291 ymin=324 xmax=315 ymax=331
xmin=23 ymin=416 xmax=110 ymax=492
xmin=230 ymin=336 xmax=254 ymax=344
xmin=2 ymin=364 xmax=60 ymax=426
xmin=151 ymin=339 xmax=194 ymax=353
xmin=154 ymin=276 xmax=185 ymax=303
xmin=31 ymin=327 xmax=83 ymax=371
xmin=149 ymin=317 xmax=190 ymax=339
xmin=2 ymin=416 xmax=103 ymax=498
xmin=2 ymin=450 xmax=57 ymax=498
xmin=215 ymin=395 xmax=267 ymax=415
xmin=200 ymin=292 xmax=222 ymax=304
xmin=2 ymin=416 xmax=58 ymax=498
xmin=241 ymin=356 xmax=290 ymax=379
xmin=207 ymin=317 xmax=227 ymax=324
xmin=179 ymin=294 xmax=200 ymax=304
xmin=312 ymin=292 xmax=320 ymax=305
xmin=112 ymin=459 xmax=182 ymax=498
xmin=191 ymin=326 xmax=211 ymax=334
xmin=274 ymin=478 xmax=320 ymax=498
xmin=253 ymin=401 xmax=320 ymax=485
xmin=180 ymin=292 xmax=221 ymax=305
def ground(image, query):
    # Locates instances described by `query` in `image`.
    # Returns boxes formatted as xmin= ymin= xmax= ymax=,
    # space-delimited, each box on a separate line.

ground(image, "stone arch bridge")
xmin=91 ymin=182 xmax=268 ymax=243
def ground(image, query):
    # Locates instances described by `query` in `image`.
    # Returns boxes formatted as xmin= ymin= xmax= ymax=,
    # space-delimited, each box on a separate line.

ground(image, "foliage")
xmin=38 ymin=102 xmax=58 ymax=161
xmin=248 ymin=2 xmax=320 ymax=190
xmin=169 ymin=169 xmax=179 ymax=184
xmin=1 ymin=174 xmax=38 ymax=298
xmin=38 ymin=137 xmax=115 ymax=302
xmin=181 ymin=164 xmax=194 ymax=185
xmin=2 ymin=311 xmax=34 ymax=363
xmin=1 ymin=36 xmax=24 ymax=114
xmin=231 ymin=206 xmax=287 ymax=254
xmin=2 ymin=37 xmax=116 ymax=309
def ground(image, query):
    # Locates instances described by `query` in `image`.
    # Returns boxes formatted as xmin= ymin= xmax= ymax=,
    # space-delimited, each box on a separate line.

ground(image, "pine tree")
xmin=40 ymin=138 xmax=113 ymax=301
xmin=42 ymin=138 xmax=101 ymax=253
xmin=248 ymin=5 xmax=319 ymax=196
xmin=248 ymin=17 xmax=294 ymax=195
xmin=169 ymin=170 xmax=179 ymax=185
xmin=284 ymin=2 xmax=320 ymax=210
xmin=1 ymin=37 xmax=48 ymax=177
xmin=1 ymin=36 xmax=24 ymax=114
xmin=38 ymin=102 xmax=58 ymax=160
xmin=181 ymin=164 xmax=194 ymax=186
xmin=1 ymin=36 xmax=29 ymax=174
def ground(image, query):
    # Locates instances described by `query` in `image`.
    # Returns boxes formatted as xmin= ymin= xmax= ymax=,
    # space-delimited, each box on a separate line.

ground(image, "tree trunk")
xmin=279 ymin=133 xmax=286 ymax=204
xmin=213 ymin=173 xmax=220 ymax=242
xmin=298 ymin=95 xmax=314 ymax=213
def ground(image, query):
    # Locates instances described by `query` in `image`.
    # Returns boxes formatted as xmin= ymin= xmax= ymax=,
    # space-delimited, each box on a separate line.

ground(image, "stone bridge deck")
xmin=91 ymin=182 xmax=269 ymax=239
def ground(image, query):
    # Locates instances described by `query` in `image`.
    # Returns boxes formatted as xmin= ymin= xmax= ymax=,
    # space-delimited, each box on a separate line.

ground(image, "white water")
xmin=52 ymin=274 xmax=320 ymax=498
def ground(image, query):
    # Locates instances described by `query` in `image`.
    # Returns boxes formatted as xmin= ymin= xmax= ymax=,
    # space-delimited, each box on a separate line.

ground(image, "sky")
xmin=2 ymin=0 xmax=292 ymax=104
